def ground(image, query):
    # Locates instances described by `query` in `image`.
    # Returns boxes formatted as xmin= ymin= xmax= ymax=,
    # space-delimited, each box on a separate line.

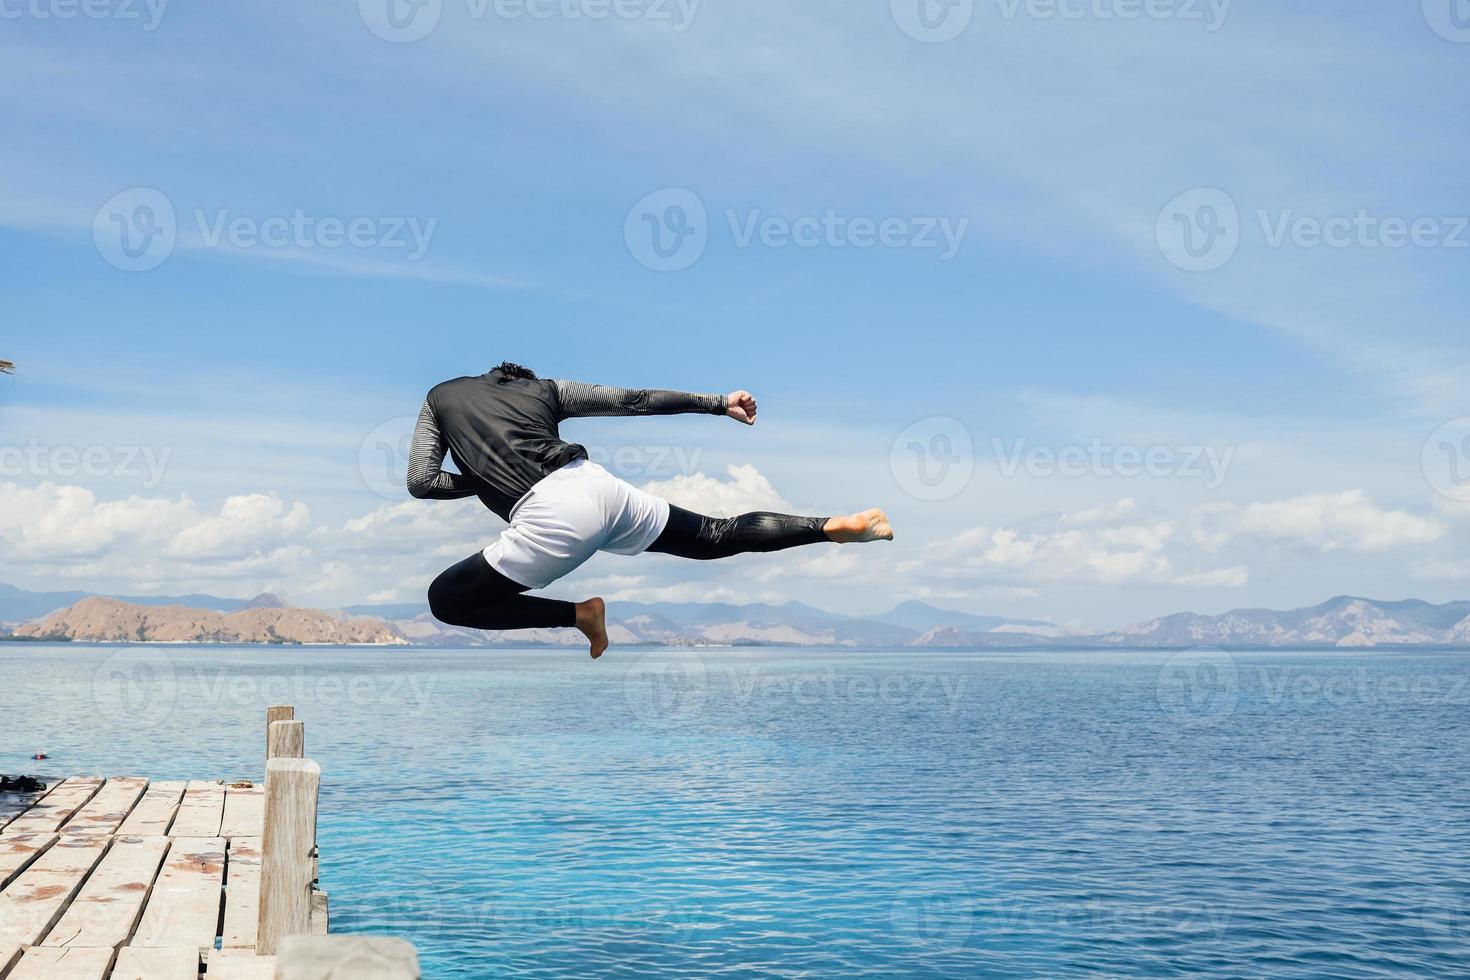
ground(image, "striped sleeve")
xmin=406 ymin=400 xmax=478 ymax=500
xmin=552 ymin=379 xmax=726 ymax=419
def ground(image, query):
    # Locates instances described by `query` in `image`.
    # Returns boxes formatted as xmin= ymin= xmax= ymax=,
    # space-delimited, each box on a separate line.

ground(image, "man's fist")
xmin=726 ymin=390 xmax=757 ymax=425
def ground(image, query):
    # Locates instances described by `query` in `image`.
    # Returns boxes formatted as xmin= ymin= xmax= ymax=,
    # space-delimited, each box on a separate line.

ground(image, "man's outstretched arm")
xmin=553 ymin=380 xmax=757 ymax=425
xmin=406 ymin=401 xmax=480 ymax=499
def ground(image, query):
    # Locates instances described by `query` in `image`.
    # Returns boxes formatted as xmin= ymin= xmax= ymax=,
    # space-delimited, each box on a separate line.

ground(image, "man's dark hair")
xmin=495 ymin=361 xmax=538 ymax=380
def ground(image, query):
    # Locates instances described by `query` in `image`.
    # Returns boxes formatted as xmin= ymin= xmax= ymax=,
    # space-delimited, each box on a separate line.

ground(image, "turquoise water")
xmin=3 ymin=644 xmax=1469 ymax=978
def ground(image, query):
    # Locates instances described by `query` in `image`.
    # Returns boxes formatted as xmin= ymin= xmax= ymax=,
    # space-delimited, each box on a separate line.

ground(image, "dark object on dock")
xmin=0 ymin=775 xmax=46 ymax=793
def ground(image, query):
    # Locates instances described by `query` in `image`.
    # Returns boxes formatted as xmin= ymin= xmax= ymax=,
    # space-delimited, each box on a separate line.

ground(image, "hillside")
xmin=13 ymin=597 xmax=406 ymax=645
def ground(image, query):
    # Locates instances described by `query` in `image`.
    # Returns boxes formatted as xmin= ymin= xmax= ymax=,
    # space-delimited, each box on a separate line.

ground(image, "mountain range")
xmin=3 ymin=583 xmax=1469 ymax=649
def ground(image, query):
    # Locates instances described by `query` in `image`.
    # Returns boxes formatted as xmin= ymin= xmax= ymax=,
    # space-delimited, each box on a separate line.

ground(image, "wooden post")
xmin=276 ymin=936 xmax=420 ymax=979
xmin=257 ymin=758 xmax=319 ymax=956
xmin=268 ymin=720 xmax=305 ymax=761
xmin=266 ymin=706 xmax=294 ymax=763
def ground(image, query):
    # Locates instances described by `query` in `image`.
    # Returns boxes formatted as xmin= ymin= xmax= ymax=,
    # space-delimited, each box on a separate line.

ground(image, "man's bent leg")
xmin=428 ymin=552 xmax=576 ymax=630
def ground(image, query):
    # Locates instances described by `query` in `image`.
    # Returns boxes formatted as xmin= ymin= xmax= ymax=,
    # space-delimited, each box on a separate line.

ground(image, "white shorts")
xmin=483 ymin=459 xmax=671 ymax=589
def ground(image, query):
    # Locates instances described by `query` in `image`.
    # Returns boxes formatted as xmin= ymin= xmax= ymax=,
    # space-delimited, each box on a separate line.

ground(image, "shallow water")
xmin=3 ymin=644 xmax=1469 ymax=978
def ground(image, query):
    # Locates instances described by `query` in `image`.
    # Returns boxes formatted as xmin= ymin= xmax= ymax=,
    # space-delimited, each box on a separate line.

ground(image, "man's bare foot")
xmin=824 ymin=508 xmax=895 ymax=543
xmin=575 ymin=597 xmax=609 ymax=659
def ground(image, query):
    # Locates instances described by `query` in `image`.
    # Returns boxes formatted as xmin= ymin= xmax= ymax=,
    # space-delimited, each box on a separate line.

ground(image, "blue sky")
xmin=2 ymin=0 xmax=1469 ymax=628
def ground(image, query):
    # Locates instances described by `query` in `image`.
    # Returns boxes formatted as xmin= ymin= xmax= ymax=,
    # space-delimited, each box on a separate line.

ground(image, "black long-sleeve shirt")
xmin=407 ymin=369 xmax=725 ymax=519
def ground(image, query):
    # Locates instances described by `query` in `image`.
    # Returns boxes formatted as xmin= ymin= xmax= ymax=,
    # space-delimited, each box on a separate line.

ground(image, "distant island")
xmin=3 ymin=583 xmax=1469 ymax=649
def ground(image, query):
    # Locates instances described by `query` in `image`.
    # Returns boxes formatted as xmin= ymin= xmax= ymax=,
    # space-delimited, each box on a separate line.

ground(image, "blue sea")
xmin=3 ymin=644 xmax=1469 ymax=978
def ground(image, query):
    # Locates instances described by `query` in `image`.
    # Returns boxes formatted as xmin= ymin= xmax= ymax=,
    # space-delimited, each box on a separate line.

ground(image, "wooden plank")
xmin=222 ymin=837 xmax=262 ymax=949
xmin=206 ymin=949 xmax=277 ymax=980
xmin=309 ymin=890 xmax=328 ymax=936
xmin=0 ymin=944 xmax=20 ymax=977
xmin=276 ymin=936 xmax=420 ymax=979
xmin=0 ymin=779 xmax=57 ymax=832
xmin=0 ymin=836 xmax=108 ymax=946
xmin=268 ymin=721 xmax=305 ymax=761
xmin=266 ymin=706 xmax=295 ymax=764
xmin=40 ymin=836 xmax=170 ymax=949
xmin=5 ymin=946 xmax=113 ymax=980
xmin=0 ymin=778 xmax=103 ymax=836
xmin=109 ymin=947 xmax=199 ymax=980
xmin=167 ymin=781 xmax=224 ymax=838
xmin=117 ymin=781 xmax=185 ymax=837
xmin=220 ymin=784 xmax=264 ymax=838
xmin=256 ymin=760 xmax=319 ymax=956
xmin=58 ymin=777 xmax=147 ymax=839
xmin=0 ymin=833 xmax=58 ymax=891
xmin=130 ymin=837 xmax=225 ymax=950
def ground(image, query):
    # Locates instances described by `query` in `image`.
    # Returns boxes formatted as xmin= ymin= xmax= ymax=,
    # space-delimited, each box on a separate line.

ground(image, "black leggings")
xmin=427 ymin=504 xmax=829 ymax=631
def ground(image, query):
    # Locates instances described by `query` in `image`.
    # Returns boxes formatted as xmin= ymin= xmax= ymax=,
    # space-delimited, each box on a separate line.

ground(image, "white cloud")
xmin=1222 ymin=490 xmax=1446 ymax=553
xmin=639 ymin=463 xmax=795 ymax=517
xmin=930 ymin=490 xmax=1448 ymax=589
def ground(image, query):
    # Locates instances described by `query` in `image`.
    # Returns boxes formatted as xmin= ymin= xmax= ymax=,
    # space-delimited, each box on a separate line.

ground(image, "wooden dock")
xmin=0 ymin=708 xmax=418 ymax=980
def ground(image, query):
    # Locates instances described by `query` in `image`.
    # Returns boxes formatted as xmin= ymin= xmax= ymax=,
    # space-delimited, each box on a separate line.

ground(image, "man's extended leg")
xmin=646 ymin=504 xmax=892 ymax=560
xmin=427 ymin=552 xmax=609 ymax=657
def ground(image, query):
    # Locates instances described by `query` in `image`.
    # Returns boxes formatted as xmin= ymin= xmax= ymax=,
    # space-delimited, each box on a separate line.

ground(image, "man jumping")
xmin=407 ymin=362 xmax=893 ymax=658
